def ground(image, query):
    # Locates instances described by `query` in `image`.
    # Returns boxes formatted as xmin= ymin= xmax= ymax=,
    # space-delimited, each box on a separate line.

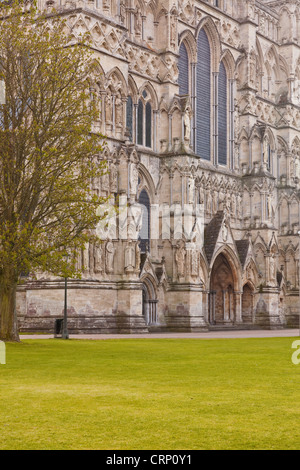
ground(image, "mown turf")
xmin=0 ymin=337 xmax=300 ymax=450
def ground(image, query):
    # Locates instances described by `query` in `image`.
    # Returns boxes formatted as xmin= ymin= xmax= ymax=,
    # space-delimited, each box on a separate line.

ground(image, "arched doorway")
xmin=209 ymin=253 xmax=238 ymax=325
xmin=142 ymin=277 xmax=158 ymax=325
xmin=242 ymin=283 xmax=254 ymax=324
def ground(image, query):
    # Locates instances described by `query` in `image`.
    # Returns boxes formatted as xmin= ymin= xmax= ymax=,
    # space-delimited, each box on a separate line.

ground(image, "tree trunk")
xmin=0 ymin=276 xmax=20 ymax=342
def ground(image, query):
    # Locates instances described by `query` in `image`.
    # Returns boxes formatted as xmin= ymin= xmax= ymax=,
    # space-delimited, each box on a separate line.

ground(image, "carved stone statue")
xmin=105 ymin=239 xmax=115 ymax=274
xmin=134 ymin=7 xmax=142 ymax=35
xmin=263 ymin=138 xmax=269 ymax=164
xmin=115 ymin=95 xmax=123 ymax=128
xmin=125 ymin=241 xmax=135 ymax=272
xmin=267 ymin=194 xmax=273 ymax=220
xmin=269 ymin=254 xmax=276 ymax=282
xmin=175 ymin=242 xmax=186 ymax=278
xmin=94 ymin=243 xmax=103 ymax=274
xmin=129 ymin=162 xmax=139 ymax=195
xmin=105 ymin=91 xmax=113 ymax=124
xmin=110 ymin=162 xmax=118 ymax=193
xmin=83 ymin=244 xmax=90 ymax=273
xmin=183 ymin=108 xmax=191 ymax=142
xmin=188 ymin=177 xmax=195 ymax=204
xmin=128 ymin=202 xmax=143 ymax=240
xmin=222 ymin=222 xmax=228 ymax=242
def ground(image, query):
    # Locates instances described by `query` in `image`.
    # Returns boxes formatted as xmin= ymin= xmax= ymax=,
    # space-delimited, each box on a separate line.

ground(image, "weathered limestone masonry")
xmin=17 ymin=0 xmax=300 ymax=332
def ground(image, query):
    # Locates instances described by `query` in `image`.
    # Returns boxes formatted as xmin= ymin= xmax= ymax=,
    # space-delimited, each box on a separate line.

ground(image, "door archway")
xmin=209 ymin=252 xmax=238 ymax=324
xmin=242 ymin=283 xmax=254 ymax=324
xmin=142 ymin=276 xmax=158 ymax=325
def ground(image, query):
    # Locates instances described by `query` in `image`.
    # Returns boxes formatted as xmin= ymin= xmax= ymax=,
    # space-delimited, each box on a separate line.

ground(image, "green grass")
xmin=0 ymin=337 xmax=300 ymax=450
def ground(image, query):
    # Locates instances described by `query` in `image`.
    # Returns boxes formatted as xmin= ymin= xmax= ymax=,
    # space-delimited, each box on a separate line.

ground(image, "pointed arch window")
xmin=137 ymin=90 xmax=153 ymax=149
xmin=196 ymin=29 xmax=211 ymax=160
xmin=178 ymin=42 xmax=189 ymax=95
xmin=218 ymin=61 xmax=227 ymax=165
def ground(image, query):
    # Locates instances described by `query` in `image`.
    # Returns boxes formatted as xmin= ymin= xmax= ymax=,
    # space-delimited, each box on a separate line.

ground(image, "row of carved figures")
xmin=75 ymin=239 xmax=141 ymax=275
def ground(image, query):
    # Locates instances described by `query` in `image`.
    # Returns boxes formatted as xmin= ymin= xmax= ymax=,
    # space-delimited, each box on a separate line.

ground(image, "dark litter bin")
xmin=54 ymin=319 xmax=64 ymax=338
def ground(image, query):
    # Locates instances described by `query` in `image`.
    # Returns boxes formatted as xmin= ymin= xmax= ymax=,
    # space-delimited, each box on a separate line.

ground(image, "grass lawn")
xmin=0 ymin=337 xmax=300 ymax=450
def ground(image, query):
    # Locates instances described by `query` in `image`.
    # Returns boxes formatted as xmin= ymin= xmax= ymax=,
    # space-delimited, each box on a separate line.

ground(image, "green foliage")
xmin=0 ymin=2 xmax=106 ymax=281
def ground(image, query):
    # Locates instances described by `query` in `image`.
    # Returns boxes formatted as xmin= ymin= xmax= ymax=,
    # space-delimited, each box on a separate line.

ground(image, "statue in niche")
xmin=225 ymin=194 xmax=231 ymax=215
xmin=125 ymin=240 xmax=136 ymax=272
xmin=222 ymin=222 xmax=228 ymax=243
xmin=129 ymin=162 xmax=139 ymax=195
xmin=94 ymin=243 xmax=103 ymax=274
xmin=269 ymin=254 xmax=276 ymax=282
xmin=267 ymin=194 xmax=273 ymax=220
xmin=110 ymin=162 xmax=118 ymax=193
xmin=263 ymin=138 xmax=269 ymax=164
xmin=128 ymin=202 xmax=143 ymax=240
xmin=120 ymin=0 xmax=126 ymax=24
xmin=105 ymin=239 xmax=115 ymax=274
xmin=105 ymin=91 xmax=113 ymax=124
xmin=237 ymin=194 xmax=242 ymax=219
xmin=199 ymin=185 xmax=205 ymax=204
xmin=83 ymin=244 xmax=90 ymax=273
xmin=134 ymin=6 xmax=142 ymax=36
xmin=188 ymin=177 xmax=195 ymax=204
xmin=183 ymin=107 xmax=191 ymax=142
xmin=115 ymin=94 xmax=123 ymax=128
xmin=175 ymin=242 xmax=186 ymax=278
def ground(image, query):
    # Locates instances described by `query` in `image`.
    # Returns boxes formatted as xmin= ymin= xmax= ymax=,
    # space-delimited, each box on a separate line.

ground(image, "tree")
xmin=0 ymin=2 xmax=106 ymax=341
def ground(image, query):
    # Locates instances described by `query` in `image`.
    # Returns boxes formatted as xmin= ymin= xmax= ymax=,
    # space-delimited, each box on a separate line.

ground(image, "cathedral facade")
xmin=17 ymin=0 xmax=300 ymax=332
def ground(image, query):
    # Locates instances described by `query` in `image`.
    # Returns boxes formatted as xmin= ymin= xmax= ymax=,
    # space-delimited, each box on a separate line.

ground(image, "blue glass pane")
xmin=137 ymin=100 xmax=143 ymax=145
xmin=145 ymin=102 xmax=152 ymax=148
